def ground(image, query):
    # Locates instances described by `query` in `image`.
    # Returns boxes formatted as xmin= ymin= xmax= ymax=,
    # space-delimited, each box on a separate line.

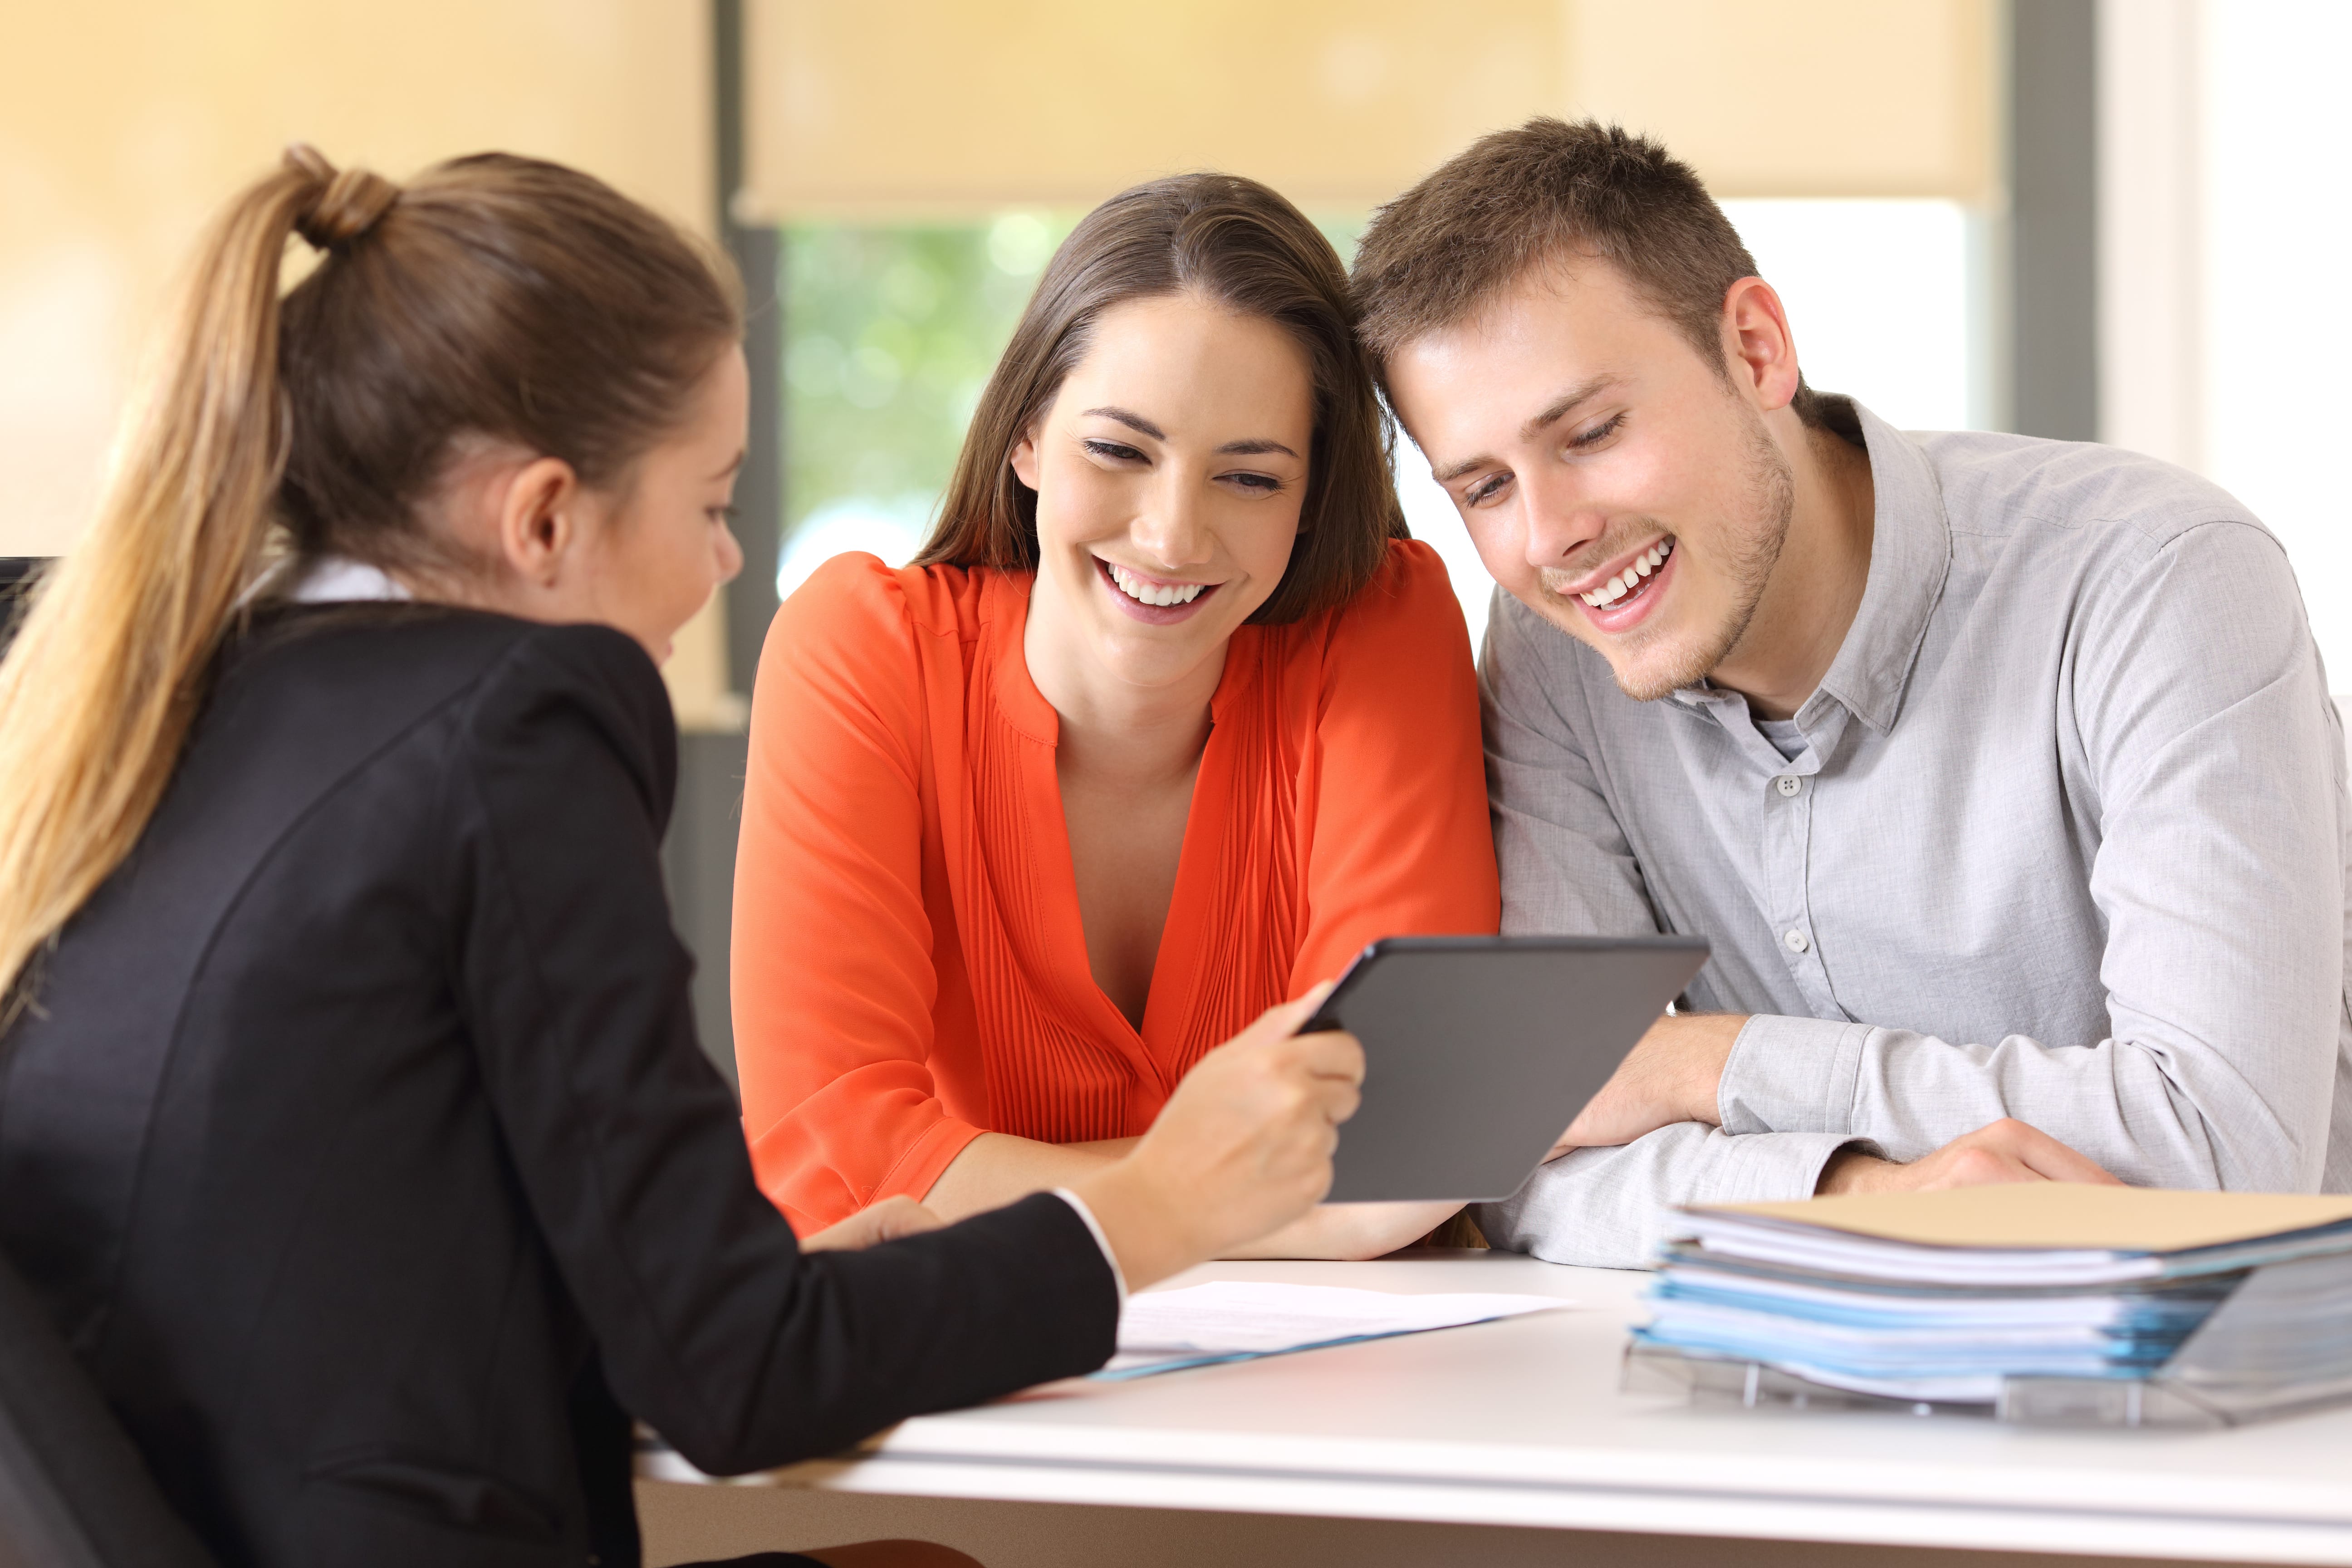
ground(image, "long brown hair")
xmin=917 ymin=173 xmax=1406 ymax=625
xmin=0 ymin=146 xmax=739 ymax=1019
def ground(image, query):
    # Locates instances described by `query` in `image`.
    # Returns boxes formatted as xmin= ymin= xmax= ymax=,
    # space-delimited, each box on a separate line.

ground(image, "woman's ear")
xmin=1008 ymin=423 xmax=1043 ymax=491
xmin=495 ymin=456 xmax=584 ymax=586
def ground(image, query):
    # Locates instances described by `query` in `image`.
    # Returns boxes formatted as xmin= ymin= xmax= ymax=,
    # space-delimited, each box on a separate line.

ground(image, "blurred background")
xmin=0 ymin=0 xmax=2330 ymax=1074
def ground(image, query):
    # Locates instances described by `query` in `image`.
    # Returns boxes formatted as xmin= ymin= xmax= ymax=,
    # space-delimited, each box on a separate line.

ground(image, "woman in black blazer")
xmin=0 ymin=149 xmax=1362 ymax=1568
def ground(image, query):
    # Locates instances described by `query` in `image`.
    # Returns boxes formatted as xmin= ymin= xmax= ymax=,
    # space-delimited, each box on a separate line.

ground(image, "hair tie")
xmin=284 ymin=143 xmax=400 ymax=252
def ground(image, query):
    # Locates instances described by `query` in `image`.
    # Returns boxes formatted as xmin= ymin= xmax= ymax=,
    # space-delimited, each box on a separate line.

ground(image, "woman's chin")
xmin=1090 ymin=622 xmax=1232 ymax=691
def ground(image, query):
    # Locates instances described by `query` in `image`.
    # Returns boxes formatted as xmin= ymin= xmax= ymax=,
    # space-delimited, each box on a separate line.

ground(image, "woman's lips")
xmin=1097 ymin=557 xmax=1221 ymax=625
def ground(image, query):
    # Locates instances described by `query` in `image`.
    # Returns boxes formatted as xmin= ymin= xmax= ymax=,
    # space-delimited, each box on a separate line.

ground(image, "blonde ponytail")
xmin=0 ymin=149 xmax=366 ymax=1017
xmin=0 ymin=142 xmax=736 ymax=1020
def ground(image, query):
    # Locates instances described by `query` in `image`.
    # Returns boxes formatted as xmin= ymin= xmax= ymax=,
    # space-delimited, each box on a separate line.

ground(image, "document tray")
xmin=1622 ymin=1250 xmax=2352 ymax=1430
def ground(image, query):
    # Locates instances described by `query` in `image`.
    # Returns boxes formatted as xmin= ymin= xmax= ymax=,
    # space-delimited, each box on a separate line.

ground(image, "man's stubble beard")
xmin=1602 ymin=411 xmax=1794 ymax=703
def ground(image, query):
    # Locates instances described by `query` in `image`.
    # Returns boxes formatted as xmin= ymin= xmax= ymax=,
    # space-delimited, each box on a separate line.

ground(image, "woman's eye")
xmin=1568 ymin=412 xmax=1625 ymax=450
xmin=1225 ymin=472 xmax=1282 ymax=493
xmin=1083 ymin=439 xmax=1146 ymax=462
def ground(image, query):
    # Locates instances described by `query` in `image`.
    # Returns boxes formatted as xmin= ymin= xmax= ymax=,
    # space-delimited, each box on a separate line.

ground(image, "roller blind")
xmin=743 ymin=0 xmax=1999 ymax=218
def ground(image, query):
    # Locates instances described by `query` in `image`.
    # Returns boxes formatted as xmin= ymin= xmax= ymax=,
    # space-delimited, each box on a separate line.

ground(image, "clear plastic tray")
xmin=1623 ymin=1250 xmax=2352 ymax=1429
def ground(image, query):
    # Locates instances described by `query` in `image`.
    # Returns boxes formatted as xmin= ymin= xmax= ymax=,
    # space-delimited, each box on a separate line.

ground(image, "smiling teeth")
xmin=1581 ymin=539 xmax=1674 ymax=607
xmin=1108 ymin=562 xmax=1205 ymax=608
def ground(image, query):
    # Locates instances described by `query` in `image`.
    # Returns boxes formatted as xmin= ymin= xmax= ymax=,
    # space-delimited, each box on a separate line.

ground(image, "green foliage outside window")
xmin=780 ymin=215 xmax=1073 ymax=558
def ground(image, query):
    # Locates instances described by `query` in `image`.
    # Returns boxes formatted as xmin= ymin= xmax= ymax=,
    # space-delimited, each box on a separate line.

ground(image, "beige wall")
xmin=0 ymin=0 xmax=738 ymax=721
xmin=746 ymin=0 xmax=1999 ymax=217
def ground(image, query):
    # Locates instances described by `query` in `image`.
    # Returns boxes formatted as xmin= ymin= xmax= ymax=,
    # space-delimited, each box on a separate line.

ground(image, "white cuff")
xmin=1052 ymin=1187 xmax=1128 ymax=1304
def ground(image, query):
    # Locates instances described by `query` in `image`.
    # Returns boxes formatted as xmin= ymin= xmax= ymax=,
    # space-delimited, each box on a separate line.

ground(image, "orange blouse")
xmin=732 ymin=539 xmax=1500 ymax=1232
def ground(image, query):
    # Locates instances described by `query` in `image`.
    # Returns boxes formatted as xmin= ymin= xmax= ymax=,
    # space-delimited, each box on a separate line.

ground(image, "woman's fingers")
xmin=1288 ymin=1026 xmax=1366 ymax=1086
xmin=801 ymin=1195 xmax=944 ymax=1253
xmin=869 ymin=1194 xmax=950 ymax=1238
xmin=1228 ymin=982 xmax=1338 ymax=1050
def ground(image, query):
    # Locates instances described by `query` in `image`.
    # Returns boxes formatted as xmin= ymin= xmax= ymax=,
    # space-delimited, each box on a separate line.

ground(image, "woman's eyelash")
xmin=1083 ymin=439 xmax=1145 ymax=461
xmin=1229 ymin=473 xmax=1280 ymax=492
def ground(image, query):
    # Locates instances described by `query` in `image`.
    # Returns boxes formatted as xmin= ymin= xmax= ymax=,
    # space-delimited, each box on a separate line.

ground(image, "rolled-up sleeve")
xmin=1716 ymin=522 xmax=2347 ymax=1193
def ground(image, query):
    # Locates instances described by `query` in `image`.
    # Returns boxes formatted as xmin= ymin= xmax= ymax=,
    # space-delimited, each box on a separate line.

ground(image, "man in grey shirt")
xmin=1354 ymin=118 xmax=2352 ymax=1267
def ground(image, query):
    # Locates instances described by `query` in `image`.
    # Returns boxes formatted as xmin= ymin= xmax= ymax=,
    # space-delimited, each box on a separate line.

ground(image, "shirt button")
xmin=1784 ymin=928 xmax=1810 ymax=954
xmin=1774 ymin=774 xmax=1803 ymax=798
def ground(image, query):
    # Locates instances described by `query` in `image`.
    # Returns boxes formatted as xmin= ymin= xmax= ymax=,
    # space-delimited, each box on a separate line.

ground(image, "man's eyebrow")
xmin=1215 ymin=438 xmax=1299 ymax=458
xmin=1434 ymin=451 xmax=1497 ymax=485
xmin=1518 ymin=375 xmax=1622 ymax=442
xmin=1430 ymin=375 xmax=1624 ymax=486
xmin=710 ymin=449 xmax=745 ymax=480
xmin=1080 ymin=406 xmax=1166 ymax=440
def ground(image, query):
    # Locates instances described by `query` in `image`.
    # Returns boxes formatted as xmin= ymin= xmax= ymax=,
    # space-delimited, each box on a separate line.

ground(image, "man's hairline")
xmin=1366 ymin=245 xmax=1746 ymax=398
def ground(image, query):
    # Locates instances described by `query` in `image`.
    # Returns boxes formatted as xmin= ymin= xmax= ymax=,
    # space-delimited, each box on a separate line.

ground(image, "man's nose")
xmin=1517 ymin=466 xmax=1605 ymax=568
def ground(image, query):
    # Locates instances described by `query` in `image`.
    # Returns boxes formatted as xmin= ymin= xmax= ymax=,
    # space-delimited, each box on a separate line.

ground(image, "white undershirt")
xmin=288 ymin=555 xmax=411 ymax=604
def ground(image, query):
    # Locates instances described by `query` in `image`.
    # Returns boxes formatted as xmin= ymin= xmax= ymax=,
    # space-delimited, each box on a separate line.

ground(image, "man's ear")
xmin=1719 ymin=276 xmax=1803 ymax=416
xmin=495 ymin=456 xmax=584 ymax=587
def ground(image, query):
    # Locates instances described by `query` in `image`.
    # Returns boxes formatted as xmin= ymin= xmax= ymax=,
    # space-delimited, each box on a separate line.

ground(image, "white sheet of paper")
xmin=1100 ymin=1280 xmax=1577 ymax=1378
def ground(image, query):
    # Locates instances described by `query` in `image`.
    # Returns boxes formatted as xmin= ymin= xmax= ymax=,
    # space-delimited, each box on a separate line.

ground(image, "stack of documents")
xmin=1105 ymin=1280 xmax=1574 ymax=1379
xmin=1635 ymin=1186 xmax=2352 ymax=1405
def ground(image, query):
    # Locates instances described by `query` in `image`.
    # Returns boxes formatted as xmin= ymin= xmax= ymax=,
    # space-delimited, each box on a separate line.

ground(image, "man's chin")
xmin=1606 ymin=651 xmax=1711 ymax=703
xmin=1524 ymin=591 xmax=1714 ymax=702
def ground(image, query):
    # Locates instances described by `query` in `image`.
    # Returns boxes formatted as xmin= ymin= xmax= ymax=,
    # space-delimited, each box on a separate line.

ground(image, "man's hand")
xmin=801 ymin=1195 xmax=946 ymax=1253
xmin=1547 ymin=1012 xmax=1747 ymax=1158
xmin=1817 ymin=1118 xmax=2122 ymax=1195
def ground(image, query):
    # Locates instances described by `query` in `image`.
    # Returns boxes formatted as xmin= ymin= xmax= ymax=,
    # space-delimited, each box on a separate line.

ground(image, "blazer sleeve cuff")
xmin=1051 ymin=1188 xmax=1127 ymax=1304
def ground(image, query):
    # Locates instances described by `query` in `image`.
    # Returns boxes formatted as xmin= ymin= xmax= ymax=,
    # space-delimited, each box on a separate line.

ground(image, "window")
xmin=776 ymin=214 xmax=1068 ymax=602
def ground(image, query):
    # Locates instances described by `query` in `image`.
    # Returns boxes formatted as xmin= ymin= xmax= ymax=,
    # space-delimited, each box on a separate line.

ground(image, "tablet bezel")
xmin=1301 ymin=933 xmax=1711 ymax=1205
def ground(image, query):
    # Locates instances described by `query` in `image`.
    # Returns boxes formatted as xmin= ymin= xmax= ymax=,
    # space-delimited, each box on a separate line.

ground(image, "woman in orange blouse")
xmin=734 ymin=173 xmax=1499 ymax=1258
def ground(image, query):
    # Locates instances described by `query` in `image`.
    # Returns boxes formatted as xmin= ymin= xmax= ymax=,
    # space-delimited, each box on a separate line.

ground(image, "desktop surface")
xmin=646 ymin=1252 xmax=2352 ymax=1566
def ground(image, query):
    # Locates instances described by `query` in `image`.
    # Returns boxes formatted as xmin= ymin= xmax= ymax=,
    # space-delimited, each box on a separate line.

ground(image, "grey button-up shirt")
xmin=1480 ymin=397 xmax=2352 ymax=1269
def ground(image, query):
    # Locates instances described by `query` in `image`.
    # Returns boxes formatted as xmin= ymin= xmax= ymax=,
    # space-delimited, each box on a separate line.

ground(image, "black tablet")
xmin=1299 ymin=934 xmax=1710 ymax=1204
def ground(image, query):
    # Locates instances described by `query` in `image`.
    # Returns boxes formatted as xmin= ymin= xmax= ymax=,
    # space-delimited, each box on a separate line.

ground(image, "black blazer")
xmin=0 ymin=558 xmax=41 ymax=655
xmin=0 ymin=606 xmax=1117 ymax=1568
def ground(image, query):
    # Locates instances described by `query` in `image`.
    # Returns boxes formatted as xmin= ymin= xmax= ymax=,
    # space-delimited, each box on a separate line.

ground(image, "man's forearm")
xmin=1483 ymin=1122 xmax=1862 ymax=1268
xmin=1719 ymin=1013 xmax=2327 ymax=1191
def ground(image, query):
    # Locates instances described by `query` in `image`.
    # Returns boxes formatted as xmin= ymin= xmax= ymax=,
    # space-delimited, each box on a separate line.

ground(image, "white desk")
xmin=642 ymin=1252 xmax=2352 ymax=1566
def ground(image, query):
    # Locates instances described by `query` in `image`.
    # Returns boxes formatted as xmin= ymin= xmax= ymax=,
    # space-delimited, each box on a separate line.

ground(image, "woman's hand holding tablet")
xmin=1070 ymin=987 xmax=1366 ymax=1290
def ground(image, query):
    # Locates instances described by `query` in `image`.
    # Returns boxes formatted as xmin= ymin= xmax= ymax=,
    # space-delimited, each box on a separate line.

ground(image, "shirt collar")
xmin=287 ymin=555 xmax=413 ymax=604
xmin=1661 ymin=398 xmax=1949 ymax=735
xmin=1806 ymin=398 xmax=1951 ymax=735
